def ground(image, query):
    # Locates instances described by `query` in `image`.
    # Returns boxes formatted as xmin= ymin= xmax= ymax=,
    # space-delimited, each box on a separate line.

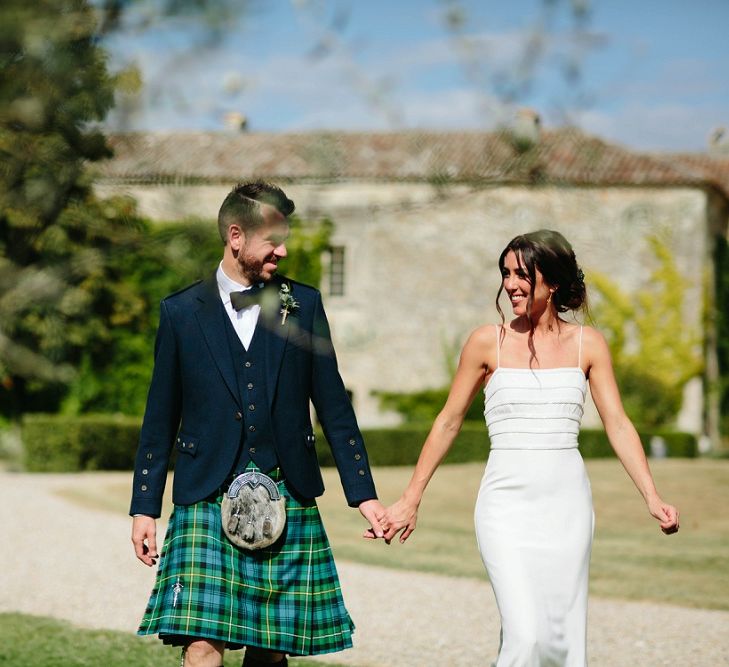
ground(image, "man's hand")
xmin=132 ymin=515 xmax=159 ymax=566
xmin=358 ymin=499 xmax=387 ymax=541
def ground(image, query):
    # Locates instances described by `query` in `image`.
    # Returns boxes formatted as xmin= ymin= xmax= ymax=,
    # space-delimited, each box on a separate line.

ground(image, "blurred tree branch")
xmin=95 ymin=0 xmax=606 ymax=133
xmin=95 ymin=0 xmax=247 ymax=38
xmin=440 ymin=0 xmax=607 ymax=124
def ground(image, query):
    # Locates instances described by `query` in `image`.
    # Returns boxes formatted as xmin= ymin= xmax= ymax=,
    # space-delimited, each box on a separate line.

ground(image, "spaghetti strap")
xmin=577 ymin=325 xmax=584 ymax=368
xmin=495 ymin=324 xmax=501 ymax=368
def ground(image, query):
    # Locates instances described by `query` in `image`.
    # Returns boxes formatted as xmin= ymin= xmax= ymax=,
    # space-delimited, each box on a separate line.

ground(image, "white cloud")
xmin=614 ymin=58 xmax=726 ymax=100
xmin=574 ymin=104 xmax=726 ymax=151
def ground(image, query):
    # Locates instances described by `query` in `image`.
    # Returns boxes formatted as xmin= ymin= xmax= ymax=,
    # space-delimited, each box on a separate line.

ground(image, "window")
xmin=329 ymin=246 xmax=346 ymax=296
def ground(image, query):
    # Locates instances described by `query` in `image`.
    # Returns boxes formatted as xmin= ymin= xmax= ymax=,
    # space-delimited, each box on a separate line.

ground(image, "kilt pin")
xmin=130 ymin=273 xmax=377 ymax=654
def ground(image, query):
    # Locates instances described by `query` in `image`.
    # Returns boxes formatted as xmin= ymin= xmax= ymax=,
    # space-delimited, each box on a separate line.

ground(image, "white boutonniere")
xmin=278 ymin=283 xmax=299 ymax=325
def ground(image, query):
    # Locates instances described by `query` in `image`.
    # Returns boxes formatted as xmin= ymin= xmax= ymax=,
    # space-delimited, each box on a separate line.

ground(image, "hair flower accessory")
xmin=278 ymin=283 xmax=299 ymax=325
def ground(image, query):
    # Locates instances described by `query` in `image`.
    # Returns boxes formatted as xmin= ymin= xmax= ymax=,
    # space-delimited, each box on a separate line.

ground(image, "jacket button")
xmin=245 ymin=361 xmax=252 ymax=368
xmin=249 ymin=425 xmax=256 ymax=432
xmin=146 ymin=453 xmax=153 ymax=460
xmin=349 ymin=438 xmax=356 ymax=446
xmin=354 ymin=454 xmax=361 ymax=461
xmin=141 ymin=484 xmax=148 ymax=491
xmin=358 ymin=470 xmax=365 ymax=476
xmin=142 ymin=469 xmax=148 ymax=475
xmin=247 ymin=382 xmax=254 ymax=389
xmin=248 ymin=404 xmax=255 ymax=411
xmin=235 ymin=411 xmax=242 ymax=420
xmin=249 ymin=447 xmax=256 ymax=454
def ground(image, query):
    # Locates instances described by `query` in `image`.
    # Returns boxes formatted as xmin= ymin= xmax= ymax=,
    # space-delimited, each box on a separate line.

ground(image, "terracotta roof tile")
xmin=663 ymin=153 xmax=729 ymax=199
xmin=94 ymin=129 xmax=727 ymax=196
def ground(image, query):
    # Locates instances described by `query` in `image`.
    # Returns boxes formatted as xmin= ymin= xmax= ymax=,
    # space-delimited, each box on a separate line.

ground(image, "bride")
xmin=381 ymin=229 xmax=679 ymax=666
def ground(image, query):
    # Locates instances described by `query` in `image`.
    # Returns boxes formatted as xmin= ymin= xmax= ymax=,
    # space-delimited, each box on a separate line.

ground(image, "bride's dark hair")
xmin=496 ymin=229 xmax=588 ymax=360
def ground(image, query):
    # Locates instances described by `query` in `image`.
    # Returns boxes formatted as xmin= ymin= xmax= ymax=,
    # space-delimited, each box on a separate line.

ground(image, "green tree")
xmin=0 ymin=0 xmax=130 ymax=416
xmin=589 ymin=236 xmax=703 ymax=428
xmin=714 ymin=236 xmax=729 ymax=443
xmin=55 ymin=215 xmax=220 ymax=417
xmin=284 ymin=216 xmax=334 ymax=289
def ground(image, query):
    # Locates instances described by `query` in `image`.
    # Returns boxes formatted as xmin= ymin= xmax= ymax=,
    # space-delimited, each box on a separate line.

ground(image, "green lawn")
xmin=57 ymin=458 xmax=729 ymax=611
xmin=315 ymin=459 xmax=729 ymax=611
xmin=0 ymin=613 xmax=343 ymax=667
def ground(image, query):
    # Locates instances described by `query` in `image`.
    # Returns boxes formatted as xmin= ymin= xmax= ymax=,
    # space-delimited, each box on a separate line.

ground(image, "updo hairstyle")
xmin=496 ymin=229 xmax=587 ymax=324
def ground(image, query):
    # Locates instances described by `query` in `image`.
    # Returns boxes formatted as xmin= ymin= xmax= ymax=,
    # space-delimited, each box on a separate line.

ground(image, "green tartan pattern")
xmin=137 ymin=478 xmax=354 ymax=655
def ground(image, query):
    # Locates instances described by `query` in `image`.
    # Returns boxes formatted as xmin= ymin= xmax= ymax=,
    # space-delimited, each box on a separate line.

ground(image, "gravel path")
xmin=1 ymin=471 xmax=728 ymax=666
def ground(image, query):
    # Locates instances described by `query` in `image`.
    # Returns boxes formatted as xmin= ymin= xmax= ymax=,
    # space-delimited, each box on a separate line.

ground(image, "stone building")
xmin=93 ymin=127 xmax=729 ymax=447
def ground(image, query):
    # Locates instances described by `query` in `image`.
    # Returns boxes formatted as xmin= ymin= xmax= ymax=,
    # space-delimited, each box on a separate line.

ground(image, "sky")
xmin=102 ymin=0 xmax=729 ymax=153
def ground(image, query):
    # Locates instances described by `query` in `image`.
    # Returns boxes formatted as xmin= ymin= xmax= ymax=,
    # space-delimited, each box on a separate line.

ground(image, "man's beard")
xmin=238 ymin=251 xmax=276 ymax=284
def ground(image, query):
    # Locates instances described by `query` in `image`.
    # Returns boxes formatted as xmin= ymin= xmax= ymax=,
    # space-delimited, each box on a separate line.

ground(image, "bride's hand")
xmin=647 ymin=495 xmax=679 ymax=535
xmin=382 ymin=497 xmax=419 ymax=544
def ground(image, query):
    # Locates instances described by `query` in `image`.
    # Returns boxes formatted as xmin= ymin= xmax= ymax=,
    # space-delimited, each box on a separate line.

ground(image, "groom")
xmin=130 ymin=181 xmax=385 ymax=667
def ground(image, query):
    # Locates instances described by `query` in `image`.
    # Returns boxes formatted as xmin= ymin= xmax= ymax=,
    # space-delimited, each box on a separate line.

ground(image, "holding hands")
xmin=360 ymin=496 xmax=419 ymax=543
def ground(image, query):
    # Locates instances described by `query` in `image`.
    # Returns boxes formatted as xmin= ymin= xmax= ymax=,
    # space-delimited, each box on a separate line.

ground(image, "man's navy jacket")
xmin=129 ymin=274 xmax=377 ymax=518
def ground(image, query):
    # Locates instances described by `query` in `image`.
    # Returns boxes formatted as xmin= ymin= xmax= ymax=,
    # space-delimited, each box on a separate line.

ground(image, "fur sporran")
xmin=221 ymin=471 xmax=286 ymax=550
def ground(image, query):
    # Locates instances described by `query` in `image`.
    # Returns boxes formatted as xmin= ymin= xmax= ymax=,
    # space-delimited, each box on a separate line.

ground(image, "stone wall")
xmin=95 ymin=181 xmax=710 ymax=432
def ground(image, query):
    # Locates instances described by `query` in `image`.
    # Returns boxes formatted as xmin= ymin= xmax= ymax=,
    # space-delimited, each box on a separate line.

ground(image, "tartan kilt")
xmin=137 ymin=474 xmax=355 ymax=655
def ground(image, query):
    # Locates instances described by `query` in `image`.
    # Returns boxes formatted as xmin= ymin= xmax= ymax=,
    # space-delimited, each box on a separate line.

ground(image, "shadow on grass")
xmin=0 ymin=613 xmax=347 ymax=667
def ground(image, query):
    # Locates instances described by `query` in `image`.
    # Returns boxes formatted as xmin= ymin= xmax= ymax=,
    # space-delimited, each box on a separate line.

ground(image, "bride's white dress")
xmin=475 ymin=327 xmax=594 ymax=666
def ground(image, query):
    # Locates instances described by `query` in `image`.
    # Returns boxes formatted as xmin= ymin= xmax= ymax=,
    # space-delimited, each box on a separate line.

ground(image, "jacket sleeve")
xmin=310 ymin=292 xmax=377 ymax=506
xmin=129 ymin=300 xmax=182 ymax=517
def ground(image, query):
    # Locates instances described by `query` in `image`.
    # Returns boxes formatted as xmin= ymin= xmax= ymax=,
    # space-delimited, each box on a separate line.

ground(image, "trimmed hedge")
xmin=579 ymin=428 xmax=698 ymax=459
xmin=21 ymin=414 xmax=698 ymax=473
xmin=22 ymin=414 xmax=140 ymax=472
xmin=321 ymin=424 xmax=698 ymax=466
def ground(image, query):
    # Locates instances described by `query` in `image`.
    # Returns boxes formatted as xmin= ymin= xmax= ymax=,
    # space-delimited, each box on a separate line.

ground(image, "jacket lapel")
xmin=194 ymin=276 xmax=241 ymax=407
xmin=259 ymin=278 xmax=291 ymax=410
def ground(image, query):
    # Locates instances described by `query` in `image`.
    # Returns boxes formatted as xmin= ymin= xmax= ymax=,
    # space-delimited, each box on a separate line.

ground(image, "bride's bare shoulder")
xmin=468 ymin=323 xmax=500 ymax=345
xmin=462 ymin=324 xmax=500 ymax=364
xmin=580 ymin=325 xmax=608 ymax=346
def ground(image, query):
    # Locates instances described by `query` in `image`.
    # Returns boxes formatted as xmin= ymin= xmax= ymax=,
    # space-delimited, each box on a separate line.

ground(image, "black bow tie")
xmin=230 ymin=287 xmax=264 ymax=311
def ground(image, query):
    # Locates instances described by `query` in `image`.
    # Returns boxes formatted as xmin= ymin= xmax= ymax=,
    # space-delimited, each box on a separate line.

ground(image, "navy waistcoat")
xmin=222 ymin=311 xmax=278 ymax=474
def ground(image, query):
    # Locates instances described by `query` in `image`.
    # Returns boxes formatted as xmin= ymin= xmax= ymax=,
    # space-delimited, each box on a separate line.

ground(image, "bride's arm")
xmin=585 ymin=327 xmax=679 ymax=534
xmin=382 ymin=326 xmax=493 ymax=543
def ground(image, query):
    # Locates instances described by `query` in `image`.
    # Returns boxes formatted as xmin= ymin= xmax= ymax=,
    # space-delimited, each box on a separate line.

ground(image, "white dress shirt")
xmin=216 ymin=262 xmax=261 ymax=350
